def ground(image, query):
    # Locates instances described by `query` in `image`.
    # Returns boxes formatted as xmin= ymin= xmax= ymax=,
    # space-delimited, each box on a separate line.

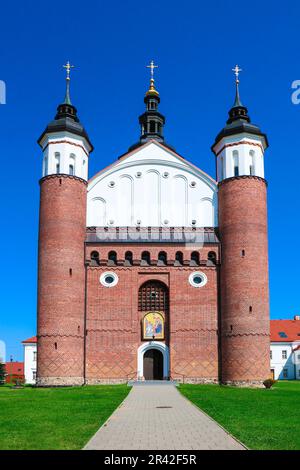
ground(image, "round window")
xmin=100 ymin=272 xmax=119 ymax=288
xmin=189 ymin=271 xmax=207 ymax=288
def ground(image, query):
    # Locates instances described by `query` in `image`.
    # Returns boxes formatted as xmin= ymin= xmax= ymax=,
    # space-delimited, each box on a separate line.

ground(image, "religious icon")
xmin=143 ymin=312 xmax=164 ymax=340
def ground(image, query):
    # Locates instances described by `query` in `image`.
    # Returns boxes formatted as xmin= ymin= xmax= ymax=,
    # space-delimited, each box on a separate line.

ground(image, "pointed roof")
xmin=212 ymin=66 xmax=268 ymax=150
xmin=38 ymin=64 xmax=93 ymax=151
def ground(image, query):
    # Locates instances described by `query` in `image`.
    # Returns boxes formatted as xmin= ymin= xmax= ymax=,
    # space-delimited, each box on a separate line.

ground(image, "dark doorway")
xmin=143 ymin=349 xmax=163 ymax=380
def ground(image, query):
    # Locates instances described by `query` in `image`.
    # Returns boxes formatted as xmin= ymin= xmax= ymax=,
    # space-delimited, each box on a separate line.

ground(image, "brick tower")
xmin=36 ymin=63 xmax=93 ymax=385
xmin=212 ymin=66 xmax=270 ymax=386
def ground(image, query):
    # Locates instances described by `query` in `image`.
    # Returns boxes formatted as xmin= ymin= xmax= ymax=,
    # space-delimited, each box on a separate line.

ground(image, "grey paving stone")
xmin=84 ymin=384 xmax=245 ymax=450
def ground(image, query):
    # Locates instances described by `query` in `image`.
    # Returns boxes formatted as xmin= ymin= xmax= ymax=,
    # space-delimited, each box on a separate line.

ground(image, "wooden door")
xmin=143 ymin=349 xmax=163 ymax=380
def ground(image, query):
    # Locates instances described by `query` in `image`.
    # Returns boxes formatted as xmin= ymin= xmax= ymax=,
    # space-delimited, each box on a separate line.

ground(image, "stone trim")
xmin=85 ymin=378 xmax=128 ymax=385
xmin=36 ymin=376 xmax=84 ymax=386
xmin=221 ymin=380 xmax=265 ymax=388
xmin=218 ymin=175 xmax=267 ymax=188
xmin=87 ymin=266 xmax=218 ymax=271
xmin=173 ymin=377 xmax=219 ymax=384
xmin=39 ymin=173 xmax=88 ymax=186
xmin=42 ymin=139 xmax=89 ymax=157
xmin=214 ymin=140 xmax=264 ymax=157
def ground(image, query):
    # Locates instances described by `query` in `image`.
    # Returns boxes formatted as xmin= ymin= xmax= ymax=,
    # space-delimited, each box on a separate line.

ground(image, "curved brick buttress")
xmin=37 ymin=175 xmax=87 ymax=386
xmin=218 ymin=176 xmax=270 ymax=386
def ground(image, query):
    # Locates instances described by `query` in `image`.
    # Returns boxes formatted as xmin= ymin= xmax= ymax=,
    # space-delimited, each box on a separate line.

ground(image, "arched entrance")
xmin=137 ymin=342 xmax=169 ymax=380
xmin=143 ymin=349 xmax=163 ymax=380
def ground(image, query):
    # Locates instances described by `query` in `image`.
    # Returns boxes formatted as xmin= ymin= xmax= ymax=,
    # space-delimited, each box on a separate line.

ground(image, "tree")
xmin=0 ymin=362 xmax=6 ymax=385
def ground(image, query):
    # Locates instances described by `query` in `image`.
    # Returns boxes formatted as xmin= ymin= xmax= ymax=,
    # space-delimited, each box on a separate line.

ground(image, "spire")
xmin=38 ymin=62 xmax=93 ymax=152
xmin=227 ymin=64 xmax=250 ymax=124
xmin=211 ymin=64 xmax=268 ymax=150
xmin=55 ymin=61 xmax=78 ymax=121
xmin=232 ymin=64 xmax=243 ymax=107
xmin=63 ymin=61 xmax=74 ymax=105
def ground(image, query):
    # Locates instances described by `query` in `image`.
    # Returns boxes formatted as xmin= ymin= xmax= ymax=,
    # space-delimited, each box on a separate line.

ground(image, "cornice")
xmin=218 ymin=175 xmax=267 ymax=188
xmin=39 ymin=173 xmax=88 ymax=186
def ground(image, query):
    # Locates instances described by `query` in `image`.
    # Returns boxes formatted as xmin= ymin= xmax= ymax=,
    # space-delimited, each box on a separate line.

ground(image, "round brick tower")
xmin=212 ymin=69 xmax=270 ymax=386
xmin=36 ymin=67 xmax=93 ymax=386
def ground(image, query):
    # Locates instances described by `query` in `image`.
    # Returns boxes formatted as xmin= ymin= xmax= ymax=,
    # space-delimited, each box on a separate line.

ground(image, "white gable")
xmin=87 ymin=141 xmax=217 ymax=227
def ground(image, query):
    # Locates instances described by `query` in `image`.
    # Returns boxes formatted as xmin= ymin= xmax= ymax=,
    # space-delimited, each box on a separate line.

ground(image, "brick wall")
xmin=85 ymin=243 xmax=219 ymax=384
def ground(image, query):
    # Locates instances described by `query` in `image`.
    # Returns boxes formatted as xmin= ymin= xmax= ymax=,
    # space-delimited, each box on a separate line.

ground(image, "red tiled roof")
xmin=22 ymin=336 xmax=37 ymax=344
xmin=5 ymin=362 xmax=24 ymax=375
xmin=270 ymin=320 xmax=300 ymax=342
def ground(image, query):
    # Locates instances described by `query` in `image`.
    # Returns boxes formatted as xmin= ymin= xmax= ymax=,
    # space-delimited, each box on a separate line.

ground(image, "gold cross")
xmin=147 ymin=60 xmax=158 ymax=79
xmin=232 ymin=64 xmax=242 ymax=83
xmin=63 ymin=61 xmax=74 ymax=80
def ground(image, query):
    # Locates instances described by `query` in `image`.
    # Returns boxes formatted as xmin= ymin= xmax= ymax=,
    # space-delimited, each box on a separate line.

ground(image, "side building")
xmin=22 ymin=336 xmax=37 ymax=384
xmin=270 ymin=317 xmax=300 ymax=380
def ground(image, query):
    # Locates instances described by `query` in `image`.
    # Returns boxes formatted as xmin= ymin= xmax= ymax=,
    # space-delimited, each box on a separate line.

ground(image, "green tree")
xmin=0 ymin=362 xmax=6 ymax=385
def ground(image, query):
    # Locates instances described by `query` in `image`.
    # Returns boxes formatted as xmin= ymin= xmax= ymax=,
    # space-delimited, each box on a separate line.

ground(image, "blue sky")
xmin=1 ymin=1 xmax=300 ymax=360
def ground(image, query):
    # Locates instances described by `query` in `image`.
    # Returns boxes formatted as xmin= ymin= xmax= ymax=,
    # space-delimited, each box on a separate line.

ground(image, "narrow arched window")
xmin=108 ymin=250 xmax=117 ymax=266
xmin=91 ymin=251 xmax=100 ymax=266
xmin=69 ymin=154 xmax=76 ymax=176
xmin=158 ymin=251 xmax=167 ymax=266
xmin=44 ymin=156 xmax=48 ymax=176
xmin=190 ymin=251 xmax=200 ymax=266
xmin=149 ymin=121 xmax=156 ymax=133
xmin=141 ymin=251 xmax=151 ymax=266
xmin=124 ymin=251 xmax=133 ymax=266
xmin=249 ymin=150 xmax=255 ymax=176
xmin=233 ymin=150 xmax=239 ymax=177
xmin=219 ymin=156 xmax=224 ymax=180
xmin=175 ymin=251 xmax=183 ymax=266
xmin=207 ymin=251 xmax=217 ymax=265
xmin=55 ymin=152 xmax=60 ymax=174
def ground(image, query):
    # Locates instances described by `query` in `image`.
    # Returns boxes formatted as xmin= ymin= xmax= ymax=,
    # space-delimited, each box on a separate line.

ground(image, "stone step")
xmin=127 ymin=380 xmax=179 ymax=387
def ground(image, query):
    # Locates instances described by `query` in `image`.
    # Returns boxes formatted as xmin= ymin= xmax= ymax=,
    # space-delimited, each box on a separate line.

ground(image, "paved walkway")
xmin=84 ymin=383 xmax=245 ymax=450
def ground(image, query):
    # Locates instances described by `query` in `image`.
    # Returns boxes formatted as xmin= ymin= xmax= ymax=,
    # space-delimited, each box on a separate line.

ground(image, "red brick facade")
xmin=85 ymin=244 xmax=219 ymax=384
xmin=218 ymin=176 xmax=270 ymax=385
xmin=36 ymin=173 xmax=270 ymax=387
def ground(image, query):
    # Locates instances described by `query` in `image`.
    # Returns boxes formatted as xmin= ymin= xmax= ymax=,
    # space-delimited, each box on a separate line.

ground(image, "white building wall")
xmin=270 ymin=342 xmax=300 ymax=380
xmin=23 ymin=343 xmax=37 ymax=384
xmin=87 ymin=142 xmax=217 ymax=227
xmin=294 ymin=349 xmax=300 ymax=380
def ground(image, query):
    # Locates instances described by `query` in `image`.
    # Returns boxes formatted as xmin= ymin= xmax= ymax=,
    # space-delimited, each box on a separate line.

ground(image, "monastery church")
xmin=36 ymin=62 xmax=270 ymax=386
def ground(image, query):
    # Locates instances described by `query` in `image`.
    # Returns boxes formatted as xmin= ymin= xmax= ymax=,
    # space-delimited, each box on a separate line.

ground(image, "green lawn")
xmin=180 ymin=381 xmax=300 ymax=450
xmin=0 ymin=385 xmax=130 ymax=450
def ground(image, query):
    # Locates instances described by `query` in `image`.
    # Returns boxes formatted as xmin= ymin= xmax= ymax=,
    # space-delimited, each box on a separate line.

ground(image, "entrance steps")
xmin=127 ymin=379 xmax=179 ymax=387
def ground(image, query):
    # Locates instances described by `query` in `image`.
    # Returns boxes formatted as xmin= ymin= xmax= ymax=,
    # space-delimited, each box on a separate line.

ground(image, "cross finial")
xmin=232 ymin=64 xmax=242 ymax=83
xmin=62 ymin=61 xmax=74 ymax=105
xmin=63 ymin=61 xmax=74 ymax=81
xmin=147 ymin=60 xmax=158 ymax=79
